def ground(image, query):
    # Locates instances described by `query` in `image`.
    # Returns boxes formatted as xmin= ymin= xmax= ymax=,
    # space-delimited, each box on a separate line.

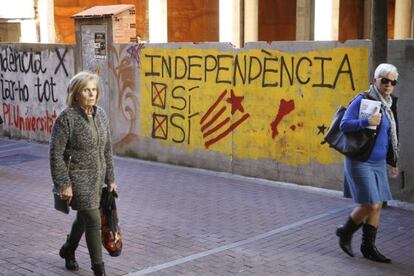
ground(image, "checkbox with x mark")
xmin=152 ymin=113 xmax=168 ymax=140
xmin=151 ymin=82 xmax=167 ymax=109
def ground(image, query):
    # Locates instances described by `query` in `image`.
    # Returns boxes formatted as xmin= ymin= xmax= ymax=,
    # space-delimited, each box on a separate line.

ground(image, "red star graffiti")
xmin=226 ymin=89 xmax=245 ymax=114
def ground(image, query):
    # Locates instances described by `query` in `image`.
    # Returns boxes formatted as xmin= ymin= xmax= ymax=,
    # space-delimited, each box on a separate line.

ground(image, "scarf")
xmin=367 ymin=84 xmax=399 ymax=161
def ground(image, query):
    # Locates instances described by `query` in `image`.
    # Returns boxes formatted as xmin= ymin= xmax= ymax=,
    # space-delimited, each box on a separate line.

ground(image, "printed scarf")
xmin=367 ymin=84 xmax=399 ymax=162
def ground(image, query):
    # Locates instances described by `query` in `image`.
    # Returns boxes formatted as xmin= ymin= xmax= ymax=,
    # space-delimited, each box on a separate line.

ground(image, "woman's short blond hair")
xmin=66 ymin=71 xmax=101 ymax=107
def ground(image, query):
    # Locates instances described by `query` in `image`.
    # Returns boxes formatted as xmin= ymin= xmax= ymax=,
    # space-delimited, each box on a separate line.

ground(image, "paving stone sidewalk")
xmin=0 ymin=137 xmax=413 ymax=275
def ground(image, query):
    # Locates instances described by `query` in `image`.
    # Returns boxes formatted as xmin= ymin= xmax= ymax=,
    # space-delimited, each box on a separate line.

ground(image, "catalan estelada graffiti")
xmin=200 ymin=89 xmax=250 ymax=148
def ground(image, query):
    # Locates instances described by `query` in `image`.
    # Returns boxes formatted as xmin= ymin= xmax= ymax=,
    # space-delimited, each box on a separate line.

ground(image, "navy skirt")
xmin=343 ymin=158 xmax=392 ymax=204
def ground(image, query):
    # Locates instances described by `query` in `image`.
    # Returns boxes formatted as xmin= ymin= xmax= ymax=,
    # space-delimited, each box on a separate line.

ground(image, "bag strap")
xmin=349 ymin=91 xmax=368 ymax=105
xmin=360 ymin=91 xmax=369 ymax=99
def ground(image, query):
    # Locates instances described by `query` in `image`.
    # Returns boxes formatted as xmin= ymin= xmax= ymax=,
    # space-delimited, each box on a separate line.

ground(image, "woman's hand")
xmin=108 ymin=182 xmax=117 ymax=192
xmin=389 ymin=166 xmax=399 ymax=179
xmin=368 ymin=113 xmax=382 ymax=126
xmin=61 ymin=186 xmax=73 ymax=201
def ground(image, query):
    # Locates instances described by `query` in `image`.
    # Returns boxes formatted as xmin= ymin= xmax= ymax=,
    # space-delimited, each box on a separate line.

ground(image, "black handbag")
xmin=324 ymin=105 xmax=377 ymax=160
xmin=53 ymin=192 xmax=70 ymax=214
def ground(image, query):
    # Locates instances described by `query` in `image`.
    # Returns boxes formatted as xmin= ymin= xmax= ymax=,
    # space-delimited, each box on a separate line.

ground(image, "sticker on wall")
xmin=94 ymin=33 xmax=106 ymax=59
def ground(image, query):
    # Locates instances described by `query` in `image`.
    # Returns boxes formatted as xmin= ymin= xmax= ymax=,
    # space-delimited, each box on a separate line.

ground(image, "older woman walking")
xmin=50 ymin=71 xmax=117 ymax=275
xmin=336 ymin=63 xmax=399 ymax=263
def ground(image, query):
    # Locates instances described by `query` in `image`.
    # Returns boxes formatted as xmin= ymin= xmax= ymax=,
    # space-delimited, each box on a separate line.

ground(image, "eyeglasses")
xmin=380 ymin=78 xmax=397 ymax=86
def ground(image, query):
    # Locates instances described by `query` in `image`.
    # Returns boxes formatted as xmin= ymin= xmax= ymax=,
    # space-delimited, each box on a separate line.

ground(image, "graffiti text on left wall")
xmin=0 ymin=46 xmax=73 ymax=140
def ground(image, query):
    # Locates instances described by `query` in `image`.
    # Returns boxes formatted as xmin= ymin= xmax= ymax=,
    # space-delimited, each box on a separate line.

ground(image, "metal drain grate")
xmin=0 ymin=154 xmax=43 ymax=166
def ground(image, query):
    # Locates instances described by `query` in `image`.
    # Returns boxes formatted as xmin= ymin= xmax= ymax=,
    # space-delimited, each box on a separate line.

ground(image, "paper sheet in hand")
xmin=359 ymin=99 xmax=381 ymax=129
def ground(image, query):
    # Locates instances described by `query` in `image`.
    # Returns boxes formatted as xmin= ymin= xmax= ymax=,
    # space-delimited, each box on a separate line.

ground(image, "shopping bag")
xmin=100 ymin=187 xmax=122 ymax=257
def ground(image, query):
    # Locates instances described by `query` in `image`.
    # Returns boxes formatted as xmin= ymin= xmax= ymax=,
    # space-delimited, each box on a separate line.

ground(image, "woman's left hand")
xmin=108 ymin=182 xmax=117 ymax=192
xmin=389 ymin=166 xmax=399 ymax=179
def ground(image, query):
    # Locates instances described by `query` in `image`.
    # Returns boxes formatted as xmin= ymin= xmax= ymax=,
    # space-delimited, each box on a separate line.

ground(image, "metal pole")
xmin=371 ymin=0 xmax=388 ymax=77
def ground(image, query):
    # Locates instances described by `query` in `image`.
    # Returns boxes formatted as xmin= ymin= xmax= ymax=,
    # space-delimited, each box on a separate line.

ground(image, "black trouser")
xmin=65 ymin=208 xmax=102 ymax=265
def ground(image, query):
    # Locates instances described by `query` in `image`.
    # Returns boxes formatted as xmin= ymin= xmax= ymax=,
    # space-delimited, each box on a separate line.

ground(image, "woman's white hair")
xmin=374 ymin=63 xmax=399 ymax=79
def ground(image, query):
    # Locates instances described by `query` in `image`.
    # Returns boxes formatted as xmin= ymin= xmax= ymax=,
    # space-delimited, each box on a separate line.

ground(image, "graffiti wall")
xmin=110 ymin=41 xmax=369 ymax=187
xmin=109 ymin=44 xmax=142 ymax=152
xmin=140 ymin=46 xmax=368 ymax=164
xmin=0 ymin=44 xmax=74 ymax=141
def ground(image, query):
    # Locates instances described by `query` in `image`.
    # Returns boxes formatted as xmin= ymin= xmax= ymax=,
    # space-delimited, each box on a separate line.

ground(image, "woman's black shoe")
xmin=360 ymin=224 xmax=391 ymax=263
xmin=336 ymin=216 xmax=362 ymax=257
xmin=92 ymin=262 xmax=106 ymax=276
xmin=59 ymin=244 xmax=79 ymax=271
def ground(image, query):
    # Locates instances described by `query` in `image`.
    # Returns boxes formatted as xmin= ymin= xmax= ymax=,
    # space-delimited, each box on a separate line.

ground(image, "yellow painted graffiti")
xmin=140 ymin=47 xmax=369 ymax=165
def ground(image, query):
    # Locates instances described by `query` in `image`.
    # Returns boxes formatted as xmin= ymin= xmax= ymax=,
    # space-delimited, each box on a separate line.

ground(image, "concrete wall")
xmin=110 ymin=41 xmax=367 ymax=187
xmin=388 ymin=40 xmax=414 ymax=202
xmin=0 ymin=43 xmax=75 ymax=141
xmin=109 ymin=40 xmax=414 ymax=203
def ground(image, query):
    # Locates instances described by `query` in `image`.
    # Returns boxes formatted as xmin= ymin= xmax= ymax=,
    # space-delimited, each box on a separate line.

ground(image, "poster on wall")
xmin=94 ymin=32 xmax=106 ymax=59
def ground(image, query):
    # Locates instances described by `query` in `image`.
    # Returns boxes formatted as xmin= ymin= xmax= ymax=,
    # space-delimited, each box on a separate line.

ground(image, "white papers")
xmin=359 ymin=99 xmax=381 ymax=129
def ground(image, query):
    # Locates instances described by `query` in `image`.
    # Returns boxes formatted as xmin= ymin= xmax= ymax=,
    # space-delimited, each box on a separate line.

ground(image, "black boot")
xmin=336 ymin=216 xmax=362 ymax=257
xmin=59 ymin=236 xmax=79 ymax=271
xmin=360 ymin=224 xmax=391 ymax=263
xmin=92 ymin=262 xmax=106 ymax=276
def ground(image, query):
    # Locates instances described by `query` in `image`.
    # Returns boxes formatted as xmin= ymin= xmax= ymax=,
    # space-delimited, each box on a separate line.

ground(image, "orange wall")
xmin=55 ymin=0 xmax=147 ymax=43
xmin=387 ymin=0 xmax=395 ymax=39
xmin=338 ymin=0 xmax=395 ymax=42
xmin=55 ymin=0 xmax=396 ymax=45
xmin=258 ymin=0 xmax=296 ymax=42
xmin=338 ymin=0 xmax=363 ymax=42
xmin=167 ymin=0 xmax=219 ymax=42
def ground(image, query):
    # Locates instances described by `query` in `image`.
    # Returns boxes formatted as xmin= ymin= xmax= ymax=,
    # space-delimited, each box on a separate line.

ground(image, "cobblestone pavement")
xmin=0 ymin=137 xmax=413 ymax=275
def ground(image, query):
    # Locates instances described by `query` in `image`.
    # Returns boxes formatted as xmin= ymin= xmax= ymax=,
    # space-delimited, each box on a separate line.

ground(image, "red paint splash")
xmin=270 ymin=99 xmax=295 ymax=139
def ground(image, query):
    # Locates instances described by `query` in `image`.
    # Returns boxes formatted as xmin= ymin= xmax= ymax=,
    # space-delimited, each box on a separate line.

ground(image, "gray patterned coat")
xmin=49 ymin=105 xmax=115 ymax=210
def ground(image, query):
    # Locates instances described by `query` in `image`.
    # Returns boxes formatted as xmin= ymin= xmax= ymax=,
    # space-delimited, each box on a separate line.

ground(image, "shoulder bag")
xmin=324 ymin=94 xmax=377 ymax=160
